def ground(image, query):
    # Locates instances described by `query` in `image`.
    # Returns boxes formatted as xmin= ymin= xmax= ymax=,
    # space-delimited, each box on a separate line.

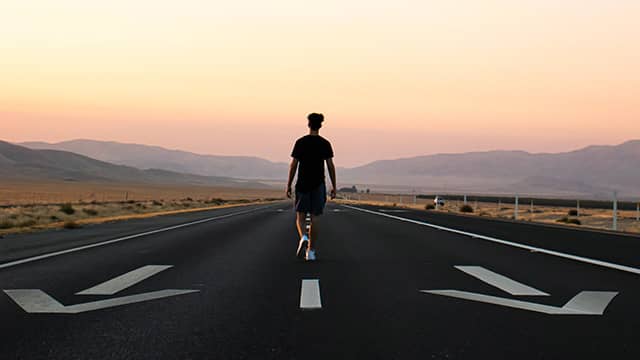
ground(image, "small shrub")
xmin=392 ymin=203 xmax=397 ymax=207
xmin=460 ymin=204 xmax=474 ymax=213
xmin=17 ymin=219 xmax=37 ymax=227
xmin=152 ymin=200 xmax=163 ymax=206
xmin=425 ymin=204 xmax=435 ymax=210
xmin=557 ymin=217 xmax=569 ymax=223
xmin=63 ymin=220 xmax=81 ymax=229
xmin=50 ymin=215 xmax=60 ymax=221
xmin=82 ymin=208 xmax=98 ymax=216
xmin=0 ymin=220 xmax=14 ymax=229
xmin=568 ymin=209 xmax=578 ymax=216
xmin=568 ymin=218 xmax=581 ymax=225
xmin=185 ymin=197 xmax=194 ymax=202
xmin=59 ymin=203 xmax=75 ymax=215
xmin=8 ymin=214 xmax=18 ymax=220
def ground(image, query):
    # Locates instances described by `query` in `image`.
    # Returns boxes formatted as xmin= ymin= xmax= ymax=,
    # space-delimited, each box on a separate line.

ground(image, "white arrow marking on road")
xmin=76 ymin=265 xmax=173 ymax=295
xmin=455 ymin=266 xmax=549 ymax=296
xmin=300 ymin=279 xmax=322 ymax=310
xmin=422 ymin=290 xmax=618 ymax=315
xmin=4 ymin=289 xmax=199 ymax=314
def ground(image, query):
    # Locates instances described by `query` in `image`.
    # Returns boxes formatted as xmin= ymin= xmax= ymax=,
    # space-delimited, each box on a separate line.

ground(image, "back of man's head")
xmin=307 ymin=113 xmax=324 ymax=131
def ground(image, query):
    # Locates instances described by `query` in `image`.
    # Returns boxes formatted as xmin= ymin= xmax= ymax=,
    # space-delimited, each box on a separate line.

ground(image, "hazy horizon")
xmin=3 ymin=1 xmax=639 ymax=167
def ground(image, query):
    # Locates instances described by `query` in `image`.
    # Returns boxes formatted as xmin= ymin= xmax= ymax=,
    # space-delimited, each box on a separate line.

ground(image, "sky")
xmin=1 ymin=0 xmax=639 ymax=167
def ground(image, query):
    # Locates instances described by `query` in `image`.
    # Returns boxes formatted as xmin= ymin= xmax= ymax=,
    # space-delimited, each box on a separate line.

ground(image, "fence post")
xmin=577 ymin=200 xmax=580 ymax=217
xmin=435 ymin=195 xmax=439 ymax=210
xmin=514 ymin=195 xmax=519 ymax=220
xmin=530 ymin=200 xmax=534 ymax=214
xmin=637 ymin=202 xmax=639 ymax=222
xmin=413 ymin=195 xmax=417 ymax=205
xmin=464 ymin=195 xmax=467 ymax=205
xmin=613 ymin=191 xmax=618 ymax=231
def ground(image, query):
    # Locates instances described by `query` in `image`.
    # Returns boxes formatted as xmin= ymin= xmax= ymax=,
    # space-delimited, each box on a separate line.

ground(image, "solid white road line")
xmin=455 ymin=266 xmax=549 ymax=296
xmin=343 ymin=205 xmax=640 ymax=276
xmin=422 ymin=290 xmax=618 ymax=315
xmin=76 ymin=265 xmax=173 ymax=295
xmin=5 ymin=289 xmax=199 ymax=314
xmin=300 ymin=279 xmax=322 ymax=309
xmin=0 ymin=205 xmax=273 ymax=271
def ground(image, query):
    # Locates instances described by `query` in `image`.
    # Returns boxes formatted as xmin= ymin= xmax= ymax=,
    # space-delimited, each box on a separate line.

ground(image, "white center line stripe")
xmin=77 ymin=265 xmax=173 ymax=295
xmin=343 ymin=205 xmax=640 ymax=276
xmin=455 ymin=266 xmax=549 ymax=296
xmin=300 ymin=279 xmax=322 ymax=309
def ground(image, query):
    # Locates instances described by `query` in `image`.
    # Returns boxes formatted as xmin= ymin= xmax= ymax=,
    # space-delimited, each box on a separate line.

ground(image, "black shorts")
xmin=295 ymin=185 xmax=327 ymax=215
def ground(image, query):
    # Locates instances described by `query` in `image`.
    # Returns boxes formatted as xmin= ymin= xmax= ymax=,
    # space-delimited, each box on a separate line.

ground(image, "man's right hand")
xmin=286 ymin=186 xmax=292 ymax=199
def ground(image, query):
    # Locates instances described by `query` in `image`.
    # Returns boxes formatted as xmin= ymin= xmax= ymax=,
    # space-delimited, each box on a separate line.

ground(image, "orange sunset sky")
xmin=2 ymin=1 xmax=639 ymax=167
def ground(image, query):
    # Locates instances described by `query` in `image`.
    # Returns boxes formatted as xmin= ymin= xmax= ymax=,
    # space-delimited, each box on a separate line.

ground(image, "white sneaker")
xmin=306 ymin=249 xmax=316 ymax=261
xmin=296 ymin=235 xmax=309 ymax=258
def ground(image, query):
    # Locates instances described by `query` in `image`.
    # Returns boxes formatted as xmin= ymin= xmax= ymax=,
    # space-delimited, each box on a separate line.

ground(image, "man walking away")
xmin=286 ymin=113 xmax=337 ymax=261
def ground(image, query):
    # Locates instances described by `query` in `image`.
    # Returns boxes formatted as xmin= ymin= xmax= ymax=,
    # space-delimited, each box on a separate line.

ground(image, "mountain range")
xmin=0 ymin=140 xmax=266 ymax=188
xmin=13 ymin=139 xmax=640 ymax=199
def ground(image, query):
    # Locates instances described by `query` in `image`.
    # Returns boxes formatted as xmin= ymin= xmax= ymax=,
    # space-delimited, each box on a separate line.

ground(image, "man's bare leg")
xmin=308 ymin=214 xmax=318 ymax=251
xmin=296 ymin=212 xmax=306 ymax=238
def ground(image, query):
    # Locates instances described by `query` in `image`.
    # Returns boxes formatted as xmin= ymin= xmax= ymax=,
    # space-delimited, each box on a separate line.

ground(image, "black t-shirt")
xmin=291 ymin=135 xmax=334 ymax=192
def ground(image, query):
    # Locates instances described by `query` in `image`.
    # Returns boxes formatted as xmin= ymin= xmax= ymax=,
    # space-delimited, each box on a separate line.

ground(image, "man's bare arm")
xmin=286 ymin=158 xmax=299 ymax=198
xmin=326 ymin=158 xmax=337 ymax=199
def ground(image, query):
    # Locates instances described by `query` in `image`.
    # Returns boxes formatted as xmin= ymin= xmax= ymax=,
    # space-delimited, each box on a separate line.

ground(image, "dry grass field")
xmin=338 ymin=193 xmax=640 ymax=234
xmin=0 ymin=180 xmax=285 ymax=235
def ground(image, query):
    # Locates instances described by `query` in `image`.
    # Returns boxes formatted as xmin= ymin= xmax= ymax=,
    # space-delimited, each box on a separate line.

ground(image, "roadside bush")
xmin=0 ymin=220 xmax=14 ymax=229
xmin=557 ymin=217 xmax=581 ymax=225
xmin=63 ymin=220 xmax=81 ymax=229
xmin=568 ymin=209 xmax=578 ymax=216
xmin=152 ymin=200 xmax=163 ymax=206
xmin=392 ymin=203 xmax=397 ymax=207
xmin=83 ymin=208 xmax=98 ymax=216
xmin=17 ymin=219 xmax=37 ymax=227
xmin=50 ymin=215 xmax=60 ymax=221
xmin=460 ymin=204 xmax=474 ymax=213
xmin=59 ymin=203 xmax=75 ymax=215
xmin=425 ymin=204 xmax=435 ymax=210
xmin=8 ymin=214 xmax=18 ymax=220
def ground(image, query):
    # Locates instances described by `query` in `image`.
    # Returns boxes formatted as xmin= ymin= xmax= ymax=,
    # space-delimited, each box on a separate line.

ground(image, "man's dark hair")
xmin=307 ymin=113 xmax=324 ymax=130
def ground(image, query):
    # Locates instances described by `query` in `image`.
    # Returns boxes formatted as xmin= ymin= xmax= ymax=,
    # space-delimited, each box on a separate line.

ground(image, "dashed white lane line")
xmin=300 ymin=279 xmax=322 ymax=310
xmin=76 ymin=265 xmax=173 ymax=295
xmin=455 ymin=266 xmax=549 ymax=296
xmin=343 ymin=205 xmax=640 ymax=276
xmin=0 ymin=205 xmax=273 ymax=271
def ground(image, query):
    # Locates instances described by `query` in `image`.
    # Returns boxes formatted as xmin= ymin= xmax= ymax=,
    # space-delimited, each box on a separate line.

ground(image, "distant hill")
xmin=17 ymin=138 xmax=640 ymax=199
xmin=0 ymin=141 xmax=268 ymax=188
xmin=341 ymin=140 xmax=640 ymax=199
xmin=21 ymin=139 xmax=288 ymax=180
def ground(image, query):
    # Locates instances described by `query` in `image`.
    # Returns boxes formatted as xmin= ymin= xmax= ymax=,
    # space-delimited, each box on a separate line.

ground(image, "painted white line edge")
xmin=422 ymin=290 xmax=618 ymax=315
xmin=455 ymin=266 xmax=549 ymax=296
xmin=77 ymin=265 xmax=173 ymax=295
xmin=0 ymin=205 xmax=273 ymax=271
xmin=343 ymin=205 xmax=640 ymax=276
xmin=300 ymin=279 xmax=322 ymax=309
xmin=5 ymin=289 xmax=199 ymax=314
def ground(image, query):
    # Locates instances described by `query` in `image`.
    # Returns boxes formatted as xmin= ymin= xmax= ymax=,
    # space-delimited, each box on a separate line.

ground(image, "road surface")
xmin=1 ymin=201 xmax=639 ymax=359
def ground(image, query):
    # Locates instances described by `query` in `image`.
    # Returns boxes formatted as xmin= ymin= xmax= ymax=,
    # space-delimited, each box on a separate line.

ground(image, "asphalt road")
xmin=1 ymin=201 xmax=640 ymax=359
